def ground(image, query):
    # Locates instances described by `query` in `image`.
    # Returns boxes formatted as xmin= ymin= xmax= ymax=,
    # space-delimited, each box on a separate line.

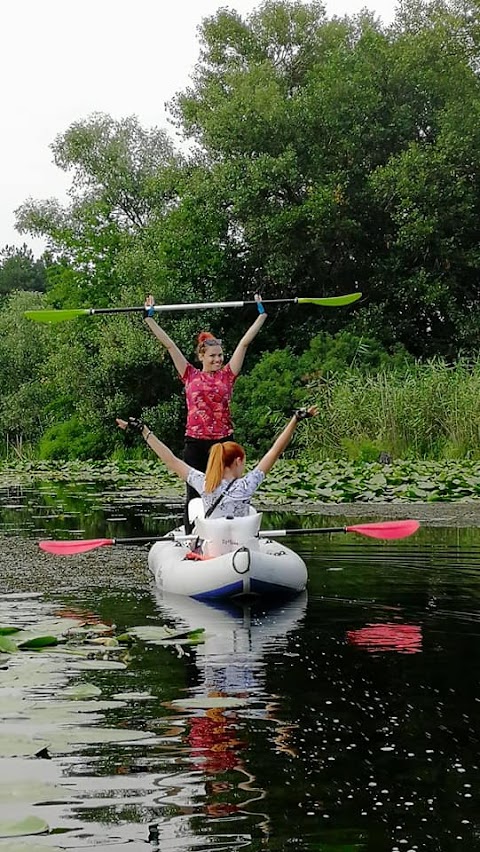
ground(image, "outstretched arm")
xmin=228 ymin=295 xmax=267 ymax=376
xmin=116 ymin=418 xmax=191 ymax=481
xmin=257 ymin=407 xmax=318 ymax=475
xmin=144 ymin=295 xmax=188 ymax=377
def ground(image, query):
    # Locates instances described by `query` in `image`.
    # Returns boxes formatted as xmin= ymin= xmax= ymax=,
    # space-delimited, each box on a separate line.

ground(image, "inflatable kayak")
xmin=148 ymin=512 xmax=307 ymax=601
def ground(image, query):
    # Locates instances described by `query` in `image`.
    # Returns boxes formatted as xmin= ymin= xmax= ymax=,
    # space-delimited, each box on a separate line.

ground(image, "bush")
xmin=38 ymin=417 xmax=108 ymax=460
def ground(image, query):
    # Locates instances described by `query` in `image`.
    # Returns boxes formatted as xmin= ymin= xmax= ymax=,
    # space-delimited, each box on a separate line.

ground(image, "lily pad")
xmin=62 ymin=683 xmax=102 ymax=700
xmin=0 ymin=815 xmax=49 ymax=838
xmin=0 ymin=635 xmax=18 ymax=654
xmin=17 ymin=636 xmax=58 ymax=650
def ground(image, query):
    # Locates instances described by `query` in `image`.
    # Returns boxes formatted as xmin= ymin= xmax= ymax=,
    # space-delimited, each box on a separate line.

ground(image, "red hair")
xmin=196 ymin=332 xmax=222 ymax=359
xmin=204 ymin=441 xmax=245 ymax=492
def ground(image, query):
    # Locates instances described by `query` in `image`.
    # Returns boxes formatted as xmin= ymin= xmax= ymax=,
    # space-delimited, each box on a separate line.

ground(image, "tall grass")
xmin=303 ymin=358 xmax=480 ymax=460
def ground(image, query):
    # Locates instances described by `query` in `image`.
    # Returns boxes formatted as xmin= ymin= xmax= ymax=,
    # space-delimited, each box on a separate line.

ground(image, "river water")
xmin=1 ymin=480 xmax=480 ymax=851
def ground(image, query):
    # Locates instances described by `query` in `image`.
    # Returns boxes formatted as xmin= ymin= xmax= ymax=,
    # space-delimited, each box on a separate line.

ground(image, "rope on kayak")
xmin=232 ymin=546 xmax=251 ymax=575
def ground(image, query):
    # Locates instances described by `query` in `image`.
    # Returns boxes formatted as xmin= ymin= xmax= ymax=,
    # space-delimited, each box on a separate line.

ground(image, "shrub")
xmin=38 ymin=417 xmax=108 ymax=460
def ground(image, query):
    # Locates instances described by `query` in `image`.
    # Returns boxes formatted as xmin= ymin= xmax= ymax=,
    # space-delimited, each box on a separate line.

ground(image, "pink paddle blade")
xmin=346 ymin=520 xmax=420 ymax=540
xmin=39 ymin=538 xmax=114 ymax=555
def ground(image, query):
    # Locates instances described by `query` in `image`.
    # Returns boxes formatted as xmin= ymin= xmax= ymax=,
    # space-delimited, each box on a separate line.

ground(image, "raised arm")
xmin=116 ymin=418 xmax=191 ymax=481
xmin=257 ymin=407 xmax=318 ymax=475
xmin=144 ymin=296 xmax=188 ymax=377
xmin=228 ymin=295 xmax=267 ymax=376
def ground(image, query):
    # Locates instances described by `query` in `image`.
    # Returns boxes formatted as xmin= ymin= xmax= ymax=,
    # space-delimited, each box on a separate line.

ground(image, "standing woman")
xmin=143 ymin=294 xmax=267 ymax=530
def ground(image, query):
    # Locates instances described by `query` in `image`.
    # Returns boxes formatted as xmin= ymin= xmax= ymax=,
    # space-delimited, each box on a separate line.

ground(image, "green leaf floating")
xmin=0 ymin=635 xmax=18 ymax=653
xmin=0 ymin=626 xmax=21 ymax=635
xmin=0 ymin=814 xmax=49 ymax=838
xmin=62 ymin=683 xmax=102 ymax=700
xmin=17 ymin=636 xmax=58 ymax=650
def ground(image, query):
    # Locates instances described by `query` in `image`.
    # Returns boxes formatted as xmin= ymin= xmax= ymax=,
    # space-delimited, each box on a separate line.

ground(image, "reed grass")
xmin=302 ymin=357 xmax=480 ymax=460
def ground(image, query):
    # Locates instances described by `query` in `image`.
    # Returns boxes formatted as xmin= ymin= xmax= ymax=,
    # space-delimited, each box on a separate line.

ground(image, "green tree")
xmin=0 ymin=244 xmax=46 ymax=295
xmin=16 ymin=114 xmax=180 ymax=306
xmin=171 ymin=0 xmax=480 ymax=354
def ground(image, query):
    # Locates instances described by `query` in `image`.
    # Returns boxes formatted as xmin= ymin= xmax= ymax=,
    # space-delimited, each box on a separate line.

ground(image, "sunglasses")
xmin=203 ymin=338 xmax=223 ymax=347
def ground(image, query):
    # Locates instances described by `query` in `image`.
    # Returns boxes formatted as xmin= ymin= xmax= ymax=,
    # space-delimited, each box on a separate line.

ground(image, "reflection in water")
xmin=153 ymin=592 xmax=307 ymax=842
xmin=3 ymin=479 xmax=480 ymax=848
xmin=347 ymin=622 xmax=422 ymax=654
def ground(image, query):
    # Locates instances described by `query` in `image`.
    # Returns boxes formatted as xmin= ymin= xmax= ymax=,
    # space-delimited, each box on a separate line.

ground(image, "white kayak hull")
xmin=148 ymin=535 xmax=308 ymax=600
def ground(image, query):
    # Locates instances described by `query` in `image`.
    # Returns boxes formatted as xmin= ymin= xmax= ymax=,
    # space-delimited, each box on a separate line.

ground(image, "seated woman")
xmin=116 ymin=406 xmax=318 ymax=521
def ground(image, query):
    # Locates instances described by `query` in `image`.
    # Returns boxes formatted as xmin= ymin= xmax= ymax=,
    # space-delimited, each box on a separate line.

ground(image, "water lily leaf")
xmin=0 ymin=779 xmax=68 ymax=805
xmin=62 ymin=683 xmax=102 ymax=700
xmin=29 ymin=618 xmax=85 ymax=637
xmin=0 ymin=814 xmax=49 ymax=838
xmin=88 ymin=637 xmax=119 ymax=647
xmin=68 ymin=659 xmax=127 ymax=670
xmin=0 ymin=845 xmax=63 ymax=852
xmin=17 ymin=636 xmax=58 ymax=650
xmin=0 ymin=627 xmax=21 ymax=636
xmin=315 ymin=487 xmax=334 ymax=498
xmin=0 ymin=635 xmax=18 ymax=653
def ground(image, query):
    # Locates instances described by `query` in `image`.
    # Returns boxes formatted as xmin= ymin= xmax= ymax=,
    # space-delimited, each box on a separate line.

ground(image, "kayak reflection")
xmin=152 ymin=591 xmax=307 ymax=835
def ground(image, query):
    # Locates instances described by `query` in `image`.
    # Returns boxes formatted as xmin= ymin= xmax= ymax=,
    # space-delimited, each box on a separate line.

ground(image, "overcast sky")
xmin=2 ymin=0 xmax=397 ymax=256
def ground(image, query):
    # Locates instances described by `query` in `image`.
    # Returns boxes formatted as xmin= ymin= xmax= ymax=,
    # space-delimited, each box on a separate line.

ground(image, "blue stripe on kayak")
xmin=192 ymin=581 xmax=244 ymax=601
xmin=191 ymin=579 xmax=302 ymax=601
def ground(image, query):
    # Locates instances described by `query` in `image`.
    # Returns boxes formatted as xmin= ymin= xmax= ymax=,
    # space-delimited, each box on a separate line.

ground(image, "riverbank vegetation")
xmin=2 ymin=0 xmax=480 ymax=464
xmin=2 ymin=455 xmax=480 ymax=504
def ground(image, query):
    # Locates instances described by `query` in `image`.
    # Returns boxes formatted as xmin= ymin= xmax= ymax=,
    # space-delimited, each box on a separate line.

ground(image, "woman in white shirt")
xmin=116 ymin=406 xmax=317 ymax=519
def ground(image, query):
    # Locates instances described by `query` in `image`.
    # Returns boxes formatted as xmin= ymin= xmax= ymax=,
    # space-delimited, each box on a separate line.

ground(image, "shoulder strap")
xmin=204 ymin=479 xmax=235 ymax=519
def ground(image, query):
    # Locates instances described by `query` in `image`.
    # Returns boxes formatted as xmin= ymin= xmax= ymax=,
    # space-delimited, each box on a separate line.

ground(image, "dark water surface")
xmin=1 ymin=481 xmax=480 ymax=851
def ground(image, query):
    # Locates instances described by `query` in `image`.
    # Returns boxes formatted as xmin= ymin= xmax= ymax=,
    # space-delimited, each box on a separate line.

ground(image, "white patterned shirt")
xmin=186 ymin=468 xmax=265 ymax=518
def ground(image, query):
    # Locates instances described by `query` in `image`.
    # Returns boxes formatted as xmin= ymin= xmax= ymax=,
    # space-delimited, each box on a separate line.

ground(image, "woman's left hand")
xmin=294 ymin=405 xmax=319 ymax=421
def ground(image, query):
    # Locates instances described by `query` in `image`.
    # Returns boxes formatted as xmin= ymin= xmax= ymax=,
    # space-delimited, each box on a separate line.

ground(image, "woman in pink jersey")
xmin=144 ymin=294 xmax=267 ymax=531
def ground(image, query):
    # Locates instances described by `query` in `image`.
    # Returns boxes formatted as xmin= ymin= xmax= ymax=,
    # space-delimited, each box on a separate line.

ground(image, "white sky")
xmin=1 ymin=0 xmax=397 ymax=256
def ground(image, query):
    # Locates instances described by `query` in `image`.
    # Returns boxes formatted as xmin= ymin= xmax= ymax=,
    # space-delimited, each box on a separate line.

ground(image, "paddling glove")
xmin=127 ymin=416 xmax=145 ymax=433
xmin=294 ymin=408 xmax=312 ymax=421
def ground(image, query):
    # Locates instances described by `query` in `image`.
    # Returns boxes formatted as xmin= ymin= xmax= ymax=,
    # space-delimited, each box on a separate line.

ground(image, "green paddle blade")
xmin=24 ymin=308 xmax=90 ymax=323
xmin=298 ymin=293 xmax=362 ymax=307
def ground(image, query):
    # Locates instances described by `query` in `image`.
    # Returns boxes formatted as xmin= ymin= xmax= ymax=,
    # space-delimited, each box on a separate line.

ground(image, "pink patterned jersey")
xmin=181 ymin=363 xmax=237 ymax=439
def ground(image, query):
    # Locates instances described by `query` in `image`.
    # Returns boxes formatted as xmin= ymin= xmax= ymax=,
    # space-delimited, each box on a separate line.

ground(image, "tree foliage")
xmin=0 ymin=245 xmax=46 ymax=295
xmin=8 ymin=0 xmax=480 ymax=457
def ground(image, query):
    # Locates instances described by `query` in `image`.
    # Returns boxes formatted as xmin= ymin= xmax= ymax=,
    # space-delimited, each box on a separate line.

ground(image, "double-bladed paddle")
xmin=24 ymin=293 xmax=362 ymax=324
xmin=39 ymin=519 xmax=420 ymax=555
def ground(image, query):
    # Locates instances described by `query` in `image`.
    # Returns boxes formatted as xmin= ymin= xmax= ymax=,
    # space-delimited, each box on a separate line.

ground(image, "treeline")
xmin=3 ymin=0 xmax=480 ymax=460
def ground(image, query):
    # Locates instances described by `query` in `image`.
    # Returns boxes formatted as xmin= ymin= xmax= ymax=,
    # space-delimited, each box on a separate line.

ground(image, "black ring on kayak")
xmin=232 ymin=546 xmax=250 ymax=575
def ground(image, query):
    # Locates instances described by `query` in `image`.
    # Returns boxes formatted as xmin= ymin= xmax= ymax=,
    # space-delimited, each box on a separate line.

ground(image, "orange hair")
xmin=196 ymin=332 xmax=222 ymax=359
xmin=204 ymin=441 xmax=245 ymax=492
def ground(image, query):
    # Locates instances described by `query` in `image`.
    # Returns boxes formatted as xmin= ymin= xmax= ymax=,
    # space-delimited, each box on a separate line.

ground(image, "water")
xmin=1 ymin=481 xmax=480 ymax=850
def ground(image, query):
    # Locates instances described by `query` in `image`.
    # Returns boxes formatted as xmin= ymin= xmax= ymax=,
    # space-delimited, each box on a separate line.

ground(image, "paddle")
xmin=24 ymin=293 xmax=362 ymax=324
xmin=38 ymin=520 xmax=419 ymax=555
